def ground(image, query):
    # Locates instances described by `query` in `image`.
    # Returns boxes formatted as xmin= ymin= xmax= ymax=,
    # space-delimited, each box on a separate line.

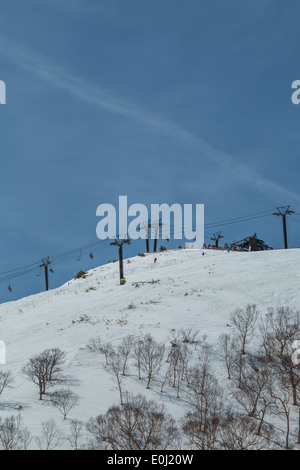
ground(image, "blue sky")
xmin=1 ymin=0 xmax=300 ymax=301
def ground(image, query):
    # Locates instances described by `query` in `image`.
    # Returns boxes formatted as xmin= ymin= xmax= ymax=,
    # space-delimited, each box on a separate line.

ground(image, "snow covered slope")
xmin=0 ymin=248 xmax=299 ymax=448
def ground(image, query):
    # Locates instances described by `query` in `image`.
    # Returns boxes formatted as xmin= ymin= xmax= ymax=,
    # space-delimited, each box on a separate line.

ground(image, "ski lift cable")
xmin=205 ymin=208 xmax=277 ymax=225
xmin=167 ymin=212 xmax=275 ymax=238
xmin=49 ymin=245 xmax=111 ymax=268
xmin=49 ymin=208 xmax=280 ymax=265
xmin=0 ymin=266 xmax=41 ymax=285
xmin=288 ymin=216 xmax=300 ymax=225
xmin=0 ymin=260 xmax=42 ymax=277
xmin=0 ymin=207 xmax=291 ymax=285
xmin=50 ymin=238 xmax=110 ymax=263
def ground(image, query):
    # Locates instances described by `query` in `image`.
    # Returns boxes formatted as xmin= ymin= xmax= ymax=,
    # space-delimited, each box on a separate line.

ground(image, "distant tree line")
xmin=0 ymin=305 xmax=300 ymax=449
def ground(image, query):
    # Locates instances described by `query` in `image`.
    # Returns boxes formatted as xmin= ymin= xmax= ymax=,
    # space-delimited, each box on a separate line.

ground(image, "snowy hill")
xmin=0 ymin=248 xmax=300 ymax=449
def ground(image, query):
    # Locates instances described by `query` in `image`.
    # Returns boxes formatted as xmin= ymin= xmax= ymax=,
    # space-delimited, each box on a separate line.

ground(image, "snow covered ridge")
xmin=0 ymin=248 xmax=300 ymax=450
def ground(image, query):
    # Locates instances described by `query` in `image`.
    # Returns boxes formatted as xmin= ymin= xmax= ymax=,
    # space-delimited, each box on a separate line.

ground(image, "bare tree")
xmin=109 ymin=353 xmax=125 ymax=405
xmin=134 ymin=339 xmax=143 ymax=380
xmin=67 ymin=419 xmax=85 ymax=450
xmin=218 ymin=333 xmax=235 ymax=380
xmin=87 ymin=336 xmax=103 ymax=352
xmin=139 ymin=334 xmax=165 ymax=389
xmin=182 ymin=348 xmax=224 ymax=450
xmin=118 ymin=335 xmax=134 ymax=376
xmin=231 ymin=346 xmax=246 ymax=389
xmin=166 ymin=335 xmax=179 ymax=363
xmin=160 ymin=362 xmax=172 ymax=394
xmin=230 ymin=358 xmax=274 ymax=435
xmin=49 ymin=389 xmax=79 ymax=420
xmin=260 ymin=306 xmax=300 ymax=405
xmin=87 ymin=337 xmax=114 ymax=366
xmin=22 ymin=428 xmax=32 ymax=451
xmin=181 ymin=408 xmax=222 ymax=450
xmin=168 ymin=344 xmax=182 ymax=389
xmin=47 ymin=348 xmax=66 ymax=382
xmin=0 ymin=371 xmax=14 ymax=397
xmin=86 ymin=394 xmax=178 ymax=450
xmin=178 ymin=328 xmax=205 ymax=350
xmin=260 ymin=307 xmax=300 ymax=360
xmin=266 ymin=378 xmax=293 ymax=449
xmin=0 ymin=415 xmax=31 ymax=450
xmin=230 ymin=304 xmax=259 ymax=355
xmin=22 ymin=348 xmax=66 ymax=400
xmin=220 ymin=412 xmax=273 ymax=450
xmin=101 ymin=342 xmax=115 ymax=367
xmin=162 ymin=343 xmax=190 ymax=398
xmin=36 ymin=419 xmax=64 ymax=450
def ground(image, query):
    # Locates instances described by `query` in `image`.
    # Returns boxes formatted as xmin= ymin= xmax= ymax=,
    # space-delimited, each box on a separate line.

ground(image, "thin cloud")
xmin=1 ymin=37 xmax=299 ymax=204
